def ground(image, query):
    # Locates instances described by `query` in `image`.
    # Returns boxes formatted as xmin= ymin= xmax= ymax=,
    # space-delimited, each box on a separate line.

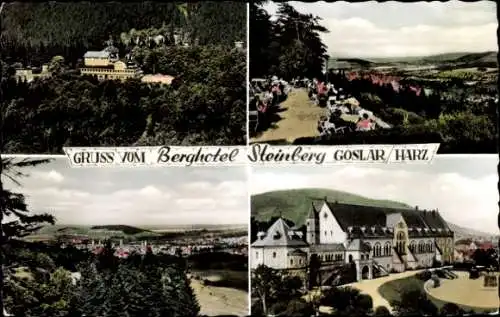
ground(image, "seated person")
xmin=356 ymin=113 xmax=373 ymax=131
xmin=329 ymin=109 xmax=345 ymax=127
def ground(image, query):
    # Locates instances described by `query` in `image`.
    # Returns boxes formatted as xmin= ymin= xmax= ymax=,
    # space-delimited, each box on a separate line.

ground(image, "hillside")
xmin=359 ymin=51 xmax=497 ymax=67
xmin=251 ymin=188 xmax=411 ymax=225
xmin=447 ymin=223 xmax=498 ymax=241
xmin=33 ymin=224 xmax=159 ymax=237
xmin=252 ymin=189 xmax=493 ymax=239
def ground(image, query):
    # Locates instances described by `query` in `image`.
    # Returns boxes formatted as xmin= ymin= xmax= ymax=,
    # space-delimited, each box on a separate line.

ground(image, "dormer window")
xmin=273 ymin=231 xmax=281 ymax=240
xmin=323 ymin=212 xmax=328 ymax=219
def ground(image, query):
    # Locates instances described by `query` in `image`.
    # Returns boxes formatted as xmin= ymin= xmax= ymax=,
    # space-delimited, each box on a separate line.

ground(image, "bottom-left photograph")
xmin=1 ymin=156 xmax=249 ymax=317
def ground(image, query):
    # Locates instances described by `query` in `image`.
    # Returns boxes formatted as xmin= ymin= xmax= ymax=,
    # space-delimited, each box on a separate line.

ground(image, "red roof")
xmin=479 ymin=242 xmax=494 ymax=250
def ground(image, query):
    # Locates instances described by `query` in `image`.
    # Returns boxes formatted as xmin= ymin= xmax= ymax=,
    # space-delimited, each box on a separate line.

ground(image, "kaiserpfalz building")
xmin=251 ymin=198 xmax=454 ymax=285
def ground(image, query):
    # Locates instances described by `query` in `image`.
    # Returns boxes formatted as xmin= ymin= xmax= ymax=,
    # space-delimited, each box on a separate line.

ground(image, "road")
xmin=251 ymin=88 xmax=325 ymax=143
xmin=343 ymin=270 xmax=423 ymax=312
xmin=304 ymin=270 xmax=422 ymax=314
xmin=251 ymin=88 xmax=391 ymax=143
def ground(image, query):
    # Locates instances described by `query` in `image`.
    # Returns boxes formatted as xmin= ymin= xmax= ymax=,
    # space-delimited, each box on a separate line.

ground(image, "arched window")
xmin=273 ymin=252 xmax=277 ymax=258
xmin=409 ymin=241 xmax=416 ymax=253
xmin=428 ymin=240 xmax=433 ymax=252
xmin=384 ymin=242 xmax=392 ymax=256
xmin=396 ymin=231 xmax=406 ymax=254
xmin=418 ymin=241 xmax=425 ymax=253
xmin=374 ymin=243 xmax=382 ymax=257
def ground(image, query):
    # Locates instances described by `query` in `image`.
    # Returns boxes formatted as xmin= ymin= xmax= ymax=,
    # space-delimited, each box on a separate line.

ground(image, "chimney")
xmin=324 ymin=196 xmax=328 ymax=202
xmin=415 ymin=206 xmax=419 ymax=210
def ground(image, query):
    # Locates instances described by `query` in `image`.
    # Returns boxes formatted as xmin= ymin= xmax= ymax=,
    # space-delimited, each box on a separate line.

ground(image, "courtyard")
xmin=425 ymin=271 xmax=499 ymax=312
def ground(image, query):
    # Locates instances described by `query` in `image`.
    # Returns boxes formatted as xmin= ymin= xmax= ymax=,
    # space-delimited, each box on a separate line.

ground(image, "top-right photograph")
xmin=249 ymin=1 xmax=498 ymax=153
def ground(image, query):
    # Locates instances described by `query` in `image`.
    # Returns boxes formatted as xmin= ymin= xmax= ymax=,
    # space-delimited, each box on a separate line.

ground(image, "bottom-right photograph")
xmin=250 ymin=155 xmax=499 ymax=316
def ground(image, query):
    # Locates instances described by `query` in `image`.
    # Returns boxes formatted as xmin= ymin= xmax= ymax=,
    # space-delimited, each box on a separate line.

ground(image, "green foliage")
xmin=391 ymin=288 xmax=438 ymax=316
xmin=320 ymin=286 xmax=373 ymax=316
xmin=2 ymin=44 xmax=246 ymax=152
xmin=251 ymin=265 xmax=305 ymax=315
xmin=250 ymin=2 xmax=328 ymax=79
xmin=439 ymin=303 xmax=465 ymax=316
xmin=374 ymin=305 xmax=392 ymax=317
xmin=1 ymin=2 xmax=245 ymax=65
xmin=5 ymin=267 xmax=76 ymax=317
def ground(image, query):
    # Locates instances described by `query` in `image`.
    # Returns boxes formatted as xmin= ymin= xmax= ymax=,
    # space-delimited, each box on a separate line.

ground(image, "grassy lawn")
xmin=378 ymin=274 xmax=497 ymax=314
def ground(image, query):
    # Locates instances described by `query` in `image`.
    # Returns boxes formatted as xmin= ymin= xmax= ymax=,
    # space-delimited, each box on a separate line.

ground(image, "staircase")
xmin=373 ymin=260 xmax=389 ymax=277
xmin=321 ymin=267 xmax=341 ymax=285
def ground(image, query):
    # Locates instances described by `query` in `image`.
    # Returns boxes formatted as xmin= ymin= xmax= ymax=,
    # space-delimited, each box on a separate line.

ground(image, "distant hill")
xmin=349 ymin=51 xmax=497 ymax=67
xmin=252 ymin=189 xmax=493 ymax=239
xmin=251 ymin=188 xmax=411 ymax=225
xmin=90 ymin=225 xmax=154 ymax=235
xmin=328 ymin=58 xmax=374 ymax=69
xmin=447 ymin=223 xmax=498 ymax=241
xmin=33 ymin=224 xmax=159 ymax=237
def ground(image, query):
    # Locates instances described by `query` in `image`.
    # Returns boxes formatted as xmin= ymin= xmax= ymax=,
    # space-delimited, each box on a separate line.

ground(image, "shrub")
xmin=416 ymin=270 xmax=432 ymax=281
xmin=374 ymin=306 xmax=392 ymax=317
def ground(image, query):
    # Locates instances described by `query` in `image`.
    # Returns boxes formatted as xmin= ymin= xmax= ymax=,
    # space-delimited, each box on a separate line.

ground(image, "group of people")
xmin=298 ymin=77 xmax=379 ymax=136
xmin=249 ymin=76 xmax=290 ymax=132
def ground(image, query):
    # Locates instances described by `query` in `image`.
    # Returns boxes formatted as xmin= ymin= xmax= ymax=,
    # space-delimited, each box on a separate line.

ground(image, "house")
xmin=141 ymin=74 xmax=175 ymax=85
xmin=79 ymin=50 xmax=142 ymax=81
xmin=15 ymin=64 xmax=51 ymax=82
xmin=251 ymin=198 xmax=454 ymax=283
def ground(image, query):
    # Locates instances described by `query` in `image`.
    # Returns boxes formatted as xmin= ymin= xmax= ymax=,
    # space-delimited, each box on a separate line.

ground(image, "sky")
xmin=251 ymin=155 xmax=499 ymax=234
xmin=261 ymin=1 xmax=498 ymax=58
xmin=3 ymin=158 xmax=248 ymax=226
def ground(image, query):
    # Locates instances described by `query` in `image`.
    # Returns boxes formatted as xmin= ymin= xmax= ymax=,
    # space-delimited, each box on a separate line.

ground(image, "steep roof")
xmin=84 ymin=50 xmax=110 ymax=58
xmin=310 ymin=243 xmax=345 ymax=252
xmin=252 ymin=218 xmax=308 ymax=248
xmin=324 ymin=201 xmax=446 ymax=232
xmin=346 ymin=239 xmax=371 ymax=252
xmin=307 ymin=201 xmax=319 ymax=219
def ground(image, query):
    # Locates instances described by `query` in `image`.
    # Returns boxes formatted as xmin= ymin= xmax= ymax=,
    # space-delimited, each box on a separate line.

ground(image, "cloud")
xmin=252 ymin=158 xmax=498 ymax=234
xmin=261 ymin=1 xmax=497 ymax=57
xmin=6 ymin=162 xmax=248 ymax=226
xmin=32 ymin=170 xmax=64 ymax=183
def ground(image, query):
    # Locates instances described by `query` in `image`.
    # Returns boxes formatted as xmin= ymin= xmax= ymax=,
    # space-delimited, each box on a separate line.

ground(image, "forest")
xmin=250 ymin=2 xmax=328 ymax=80
xmin=0 ymin=2 xmax=247 ymax=153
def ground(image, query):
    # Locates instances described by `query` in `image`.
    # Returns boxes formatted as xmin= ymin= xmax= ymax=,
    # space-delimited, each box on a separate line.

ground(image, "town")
xmin=26 ymin=227 xmax=248 ymax=259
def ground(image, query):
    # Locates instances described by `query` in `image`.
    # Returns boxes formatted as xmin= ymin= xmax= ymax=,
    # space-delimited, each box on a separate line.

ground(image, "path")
xmin=251 ymin=88 xmax=325 ymax=143
xmin=343 ymin=270 xmax=423 ymax=312
xmin=190 ymin=278 xmax=248 ymax=316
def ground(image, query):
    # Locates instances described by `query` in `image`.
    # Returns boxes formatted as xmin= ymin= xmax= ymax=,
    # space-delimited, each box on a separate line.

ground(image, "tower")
xmin=306 ymin=203 xmax=320 ymax=245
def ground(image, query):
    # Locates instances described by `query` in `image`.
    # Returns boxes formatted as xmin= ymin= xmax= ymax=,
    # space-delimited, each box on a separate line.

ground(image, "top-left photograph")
xmin=0 ymin=1 xmax=247 ymax=154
